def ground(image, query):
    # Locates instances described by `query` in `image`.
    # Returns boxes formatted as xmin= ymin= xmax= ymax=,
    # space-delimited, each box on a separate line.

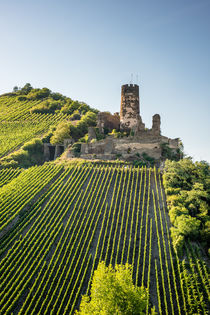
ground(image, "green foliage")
xmin=61 ymin=100 xmax=98 ymax=116
xmin=50 ymin=122 xmax=71 ymax=145
xmin=30 ymin=100 xmax=62 ymax=114
xmin=17 ymin=96 xmax=27 ymax=101
xmin=175 ymin=215 xmax=200 ymax=237
xmin=69 ymin=110 xmax=81 ymax=121
xmin=142 ymin=152 xmax=155 ymax=166
xmin=61 ymin=100 xmax=80 ymax=114
xmin=163 ymin=158 xmax=210 ymax=253
xmin=0 ymin=139 xmax=44 ymax=168
xmin=27 ymin=87 xmax=51 ymax=100
xmin=13 ymin=86 xmax=18 ymax=92
xmin=132 ymin=152 xmax=155 ymax=168
xmin=79 ymin=134 xmax=89 ymax=143
xmin=163 ymin=158 xmax=198 ymax=190
xmin=42 ymin=126 xmax=56 ymax=143
xmin=19 ymin=83 xmax=33 ymax=95
xmin=95 ymin=128 xmax=105 ymax=141
xmin=170 ymin=227 xmax=185 ymax=255
xmin=160 ymin=142 xmax=182 ymax=161
xmin=51 ymin=111 xmax=97 ymax=144
xmin=109 ymin=129 xmax=126 ymax=138
xmin=72 ymin=142 xmax=82 ymax=157
xmin=76 ymin=262 xmax=148 ymax=315
xmin=169 ymin=206 xmax=189 ymax=225
xmin=50 ymin=92 xmax=65 ymax=101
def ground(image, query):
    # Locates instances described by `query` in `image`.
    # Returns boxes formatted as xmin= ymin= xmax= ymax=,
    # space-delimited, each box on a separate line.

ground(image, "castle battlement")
xmin=122 ymin=84 xmax=139 ymax=89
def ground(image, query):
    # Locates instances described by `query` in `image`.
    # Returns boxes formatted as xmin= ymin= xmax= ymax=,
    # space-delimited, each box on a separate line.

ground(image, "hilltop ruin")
xmin=65 ymin=83 xmax=180 ymax=164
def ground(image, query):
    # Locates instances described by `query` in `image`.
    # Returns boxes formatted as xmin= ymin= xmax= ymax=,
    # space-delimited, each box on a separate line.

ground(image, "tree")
xmin=20 ymin=83 xmax=33 ymax=94
xmin=50 ymin=122 xmax=71 ymax=145
xmin=76 ymin=262 xmax=148 ymax=315
xmin=13 ymin=86 xmax=18 ymax=92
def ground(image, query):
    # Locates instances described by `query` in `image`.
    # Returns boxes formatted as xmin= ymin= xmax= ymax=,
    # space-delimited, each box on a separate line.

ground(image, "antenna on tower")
xmin=136 ymin=74 xmax=138 ymax=84
xmin=130 ymin=73 xmax=133 ymax=84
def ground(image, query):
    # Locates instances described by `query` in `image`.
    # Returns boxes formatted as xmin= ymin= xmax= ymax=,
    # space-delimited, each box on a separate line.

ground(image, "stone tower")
xmin=152 ymin=114 xmax=161 ymax=136
xmin=120 ymin=84 xmax=140 ymax=131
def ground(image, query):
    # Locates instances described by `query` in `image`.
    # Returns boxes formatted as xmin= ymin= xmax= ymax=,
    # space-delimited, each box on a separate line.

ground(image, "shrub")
xmin=30 ymin=100 xmax=62 ymax=114
xmin=163 ymin=158 xmax=210 ymax=254
xmin=50 ymin=122 xmax=71 ymax=145
xmin=11 ymin=139 xmax=44 ymax=167
xmin=72 ymin=143 xmax=81 ymax=157
xmin=42 ymin=127 xmax=56 ymax=143
xmin=51 ymin=111 xmax=97 ymax=145
xmin=175 ymin=215 xmax=200 ymax=238
xmin=17 ymin=96 xmax=27 ymax=101
xmin=169 ymin=206 xmax=189 ymax=225
xmin=69 ymin=110 xmax=81 ymax=121
xmin=27 ymin=87 xmax=51 ymax=100
xmin=76 ymin=262 xmax=148 ymax=315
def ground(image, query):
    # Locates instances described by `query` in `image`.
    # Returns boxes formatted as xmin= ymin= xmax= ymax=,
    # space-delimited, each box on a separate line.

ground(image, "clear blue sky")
xmin=0 ymin=0 xmax=209 ymax=161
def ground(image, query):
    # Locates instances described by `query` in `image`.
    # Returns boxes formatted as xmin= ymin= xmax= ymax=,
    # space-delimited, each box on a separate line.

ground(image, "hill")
xmin=0 ymin=85 xmax=209 ymax=314
xmin=0 ymin=84 xmax=98 ymax=168
xmin=0 ymin=163 xmax=209 ymax=314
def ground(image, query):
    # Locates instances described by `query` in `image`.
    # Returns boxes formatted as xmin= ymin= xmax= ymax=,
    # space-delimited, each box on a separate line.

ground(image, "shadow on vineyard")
xmin=0 ymin=164 xmax=209 ymax=314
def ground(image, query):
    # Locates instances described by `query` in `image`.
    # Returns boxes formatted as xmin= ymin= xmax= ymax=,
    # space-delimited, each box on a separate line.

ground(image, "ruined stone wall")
xmin=76 ymin=133 xmax=180 ymax=162
xmin=120 ymin=84 xmax=140 ymax=131
xmin=97 ymin=112 xmax=120 ymax=132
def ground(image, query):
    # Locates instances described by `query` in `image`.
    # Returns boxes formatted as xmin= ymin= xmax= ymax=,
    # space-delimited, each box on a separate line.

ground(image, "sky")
xmin=0 ymin=0 xmax=209 ymax=162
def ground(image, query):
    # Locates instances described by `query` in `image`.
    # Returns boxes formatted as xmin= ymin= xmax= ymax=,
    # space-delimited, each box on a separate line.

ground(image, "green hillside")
xmin=0 ymin=84 xmax=97 ymax=169
xmin=0 ymin=86 xmax=209 ymax=314
xmin=0 ymin=164 xmax=209 ymax=314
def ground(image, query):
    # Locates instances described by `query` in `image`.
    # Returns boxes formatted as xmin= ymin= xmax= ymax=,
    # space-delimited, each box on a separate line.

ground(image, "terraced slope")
xmin=0 ymin=165 xmax=209 ymax=314
xmin=0 ymin=96 xmax=69 ymax=158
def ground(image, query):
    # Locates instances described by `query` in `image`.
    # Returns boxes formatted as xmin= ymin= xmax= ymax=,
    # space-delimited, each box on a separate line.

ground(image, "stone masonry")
xmin=120 ymin=84 xmax=140 ymax=131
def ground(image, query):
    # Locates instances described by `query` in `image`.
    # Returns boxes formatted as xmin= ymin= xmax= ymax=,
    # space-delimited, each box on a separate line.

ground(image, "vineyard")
xmin=0 ymin=164 xmax=209 ymax=314
xmin=0 ymin=96 xmax=69 ymax=158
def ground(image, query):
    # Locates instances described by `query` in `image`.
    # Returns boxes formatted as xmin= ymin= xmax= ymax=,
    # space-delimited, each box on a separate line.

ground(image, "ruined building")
xmin=120 ymin=84 xmax=141 ymax=131
xmin=66 ymin=83 xmax=181 ymax=163
xmin=120 ymin=83 xmax=161 ymax=136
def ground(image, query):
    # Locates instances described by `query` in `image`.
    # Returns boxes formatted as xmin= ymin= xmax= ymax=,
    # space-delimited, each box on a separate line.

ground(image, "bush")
xmin=61 ymin=100 xmax=80 ymax=115
xmin=30 ymin=100 xmax=62 ymax=114
xmin=17 ymin=96 xmax=27 ymax=101
xmin=76 ymin=262 xmax=148 ymax=315
xmin=169 ymin=206 xmax=189 ymax=225
xmin=50 ymin=122 xmax=71 ymax=145
xmin=163 ymin=158 xmax=210 ymax=254
xmin=19 ymin=83 xmax=33 ymax=95
xmin=72 ymin=142 xmax=81 ymax=157
xmin=0 ymin=138 xmax=44 ymax=168
xmin=42 ymin=127 xmax=56 ymax=143
xmin=50 ymin=111 xmax=97 ymax=145
xmin=27 ymin=87 xmax=51 ymax=100
xmin=175 ymin=215 xmax=200 ymax=238
xmin=69 ymin=110 xmax=81 ymax=121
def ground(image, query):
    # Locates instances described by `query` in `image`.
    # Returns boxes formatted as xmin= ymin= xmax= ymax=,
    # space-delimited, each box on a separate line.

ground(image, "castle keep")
xmin=120 ymin=84 xmax=140 ymax=130
xmin=120 ymin=83 xmax=161 ymax=136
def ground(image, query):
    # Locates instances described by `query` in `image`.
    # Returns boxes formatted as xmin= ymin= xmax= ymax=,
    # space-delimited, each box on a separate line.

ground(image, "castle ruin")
xmin=66 ymin=83 xmax=180 ymax=164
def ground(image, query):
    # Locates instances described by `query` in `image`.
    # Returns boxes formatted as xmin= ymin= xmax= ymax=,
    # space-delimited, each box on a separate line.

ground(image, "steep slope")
xmin=0 ymin=164 xmax=208 ymax=314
